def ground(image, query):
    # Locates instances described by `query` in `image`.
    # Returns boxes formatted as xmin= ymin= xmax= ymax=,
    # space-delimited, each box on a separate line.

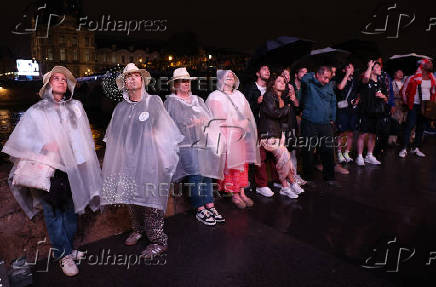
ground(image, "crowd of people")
xmin=2 ymin=57 xmax=434 ymax=276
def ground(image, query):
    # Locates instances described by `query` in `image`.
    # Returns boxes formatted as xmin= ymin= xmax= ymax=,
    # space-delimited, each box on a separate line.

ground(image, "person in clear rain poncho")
xmin=2 ymin=66 xmax=102 ymax=277
xmin=206 ymin=70 xmax=260 ymax=209
xmin=164 ymin=67 xmax=226 ymax=226
xmin=101 ymin=63 xmax=183 ymax=257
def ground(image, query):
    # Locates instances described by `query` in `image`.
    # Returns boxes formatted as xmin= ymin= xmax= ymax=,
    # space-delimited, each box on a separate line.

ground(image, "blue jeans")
xmin=186 ymin=175 xmax=214 ymax=209
xmin=40 ymin=196 xmax=77 ymax=259
xmin=402 ymin=104 xmax=428 ymax=149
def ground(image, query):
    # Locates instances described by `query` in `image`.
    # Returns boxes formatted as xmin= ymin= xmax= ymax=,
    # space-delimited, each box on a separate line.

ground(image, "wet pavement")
xmin=31 ymin=137 xmax=436 ymax=286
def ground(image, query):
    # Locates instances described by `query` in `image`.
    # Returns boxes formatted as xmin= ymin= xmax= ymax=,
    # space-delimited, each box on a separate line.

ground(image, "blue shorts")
xmin=336 ymin=108 xmax=358 ymax=133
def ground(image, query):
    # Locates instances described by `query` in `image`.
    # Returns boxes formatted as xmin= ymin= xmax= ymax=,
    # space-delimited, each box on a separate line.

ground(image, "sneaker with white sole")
xmin=273 ymin=182 xmax=282 ymax=188
xmin=364 ymin=154 xmax=381 ymax=165
xmin=208 ymin=207 xmax=225 ymax=223
xmin=59 ymin=255 xmax=79 ymax=277
xmin=411 ymin=148 xmax=426 ymax=157
xmin=399 ymin=149 xmax=407 ymax=158
xmin=343 ymin=152 xmax=353 ymax=162
xmin=337 ymin=152 xmax=346 ymax=163
xmin=294 ymin=174 xmax=307 ymax=186
xmin=280 ymin=187 xmax=298 ymax=199
xmin=256 ymin=186 xmax=274 ymax=197
xmin=356 ymin=156 xmax=365 ymax=166
xmin=291 ymin=182 xmax=304 ymax=194
xmin=196 ymin=209 xmax=216 ymax=226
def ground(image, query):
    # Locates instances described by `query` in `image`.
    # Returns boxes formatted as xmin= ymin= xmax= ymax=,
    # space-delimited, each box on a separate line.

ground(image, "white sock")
xmin=367 ymin=152 xmax=373 ymax=157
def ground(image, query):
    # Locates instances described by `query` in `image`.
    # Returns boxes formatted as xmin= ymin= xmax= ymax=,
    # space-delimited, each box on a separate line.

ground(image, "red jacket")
xmin=401 ymin=63 xmax=436 ymax=110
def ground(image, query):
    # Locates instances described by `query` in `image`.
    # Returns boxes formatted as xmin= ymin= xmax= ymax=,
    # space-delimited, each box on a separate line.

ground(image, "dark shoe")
xmin=196 ymin=209 xmax=216 ymax=226
xmin=140 ymin=244 xmax=168 ymax=258
xmin=208 ymin=207 xmax=225 ymax=223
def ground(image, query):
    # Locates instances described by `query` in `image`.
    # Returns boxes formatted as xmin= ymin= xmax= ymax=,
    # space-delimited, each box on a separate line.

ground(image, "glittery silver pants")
xmin=128 ymin=205 xmax=168 ymax=246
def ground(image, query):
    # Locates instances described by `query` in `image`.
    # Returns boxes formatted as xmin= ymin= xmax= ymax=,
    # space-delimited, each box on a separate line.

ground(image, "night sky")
xmin=2 ymin=0 xmax=436 ymax=59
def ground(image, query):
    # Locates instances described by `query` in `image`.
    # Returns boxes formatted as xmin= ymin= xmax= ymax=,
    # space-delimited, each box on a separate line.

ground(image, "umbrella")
xmin=290 ymin=47 xmax=351 ymax=72
xmin=247 ymin=36 xmax=314 ymax=72
xmin=333 ymin=39 xmax=382 ymax=71
xmin=385 ymin=53 xmax=433 ymax=77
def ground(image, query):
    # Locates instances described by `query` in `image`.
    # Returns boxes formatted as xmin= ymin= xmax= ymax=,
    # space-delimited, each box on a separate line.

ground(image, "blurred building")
xmin=31 ymin=15 xmax=95 ymax=77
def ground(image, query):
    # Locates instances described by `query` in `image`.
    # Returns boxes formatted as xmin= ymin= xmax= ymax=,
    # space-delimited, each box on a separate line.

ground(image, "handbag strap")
xmin=221 ymin=91 xmax=246 ymax=120
xmin=344 ymin=79 xmax=354 ymax=102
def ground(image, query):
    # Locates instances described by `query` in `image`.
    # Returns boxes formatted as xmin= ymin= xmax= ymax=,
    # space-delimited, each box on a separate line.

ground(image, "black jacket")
xmin=258 ymin=90 xmax=290 ymax=139
xmin=243 ymin=82 xmax=263 ymax=123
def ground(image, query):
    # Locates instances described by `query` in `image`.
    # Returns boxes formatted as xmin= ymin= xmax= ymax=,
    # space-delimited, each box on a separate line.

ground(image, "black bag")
xmin=376 ymin=117 xmax=391 ymax=135
xmin=41 ymin=170 xmax=73 ymax=212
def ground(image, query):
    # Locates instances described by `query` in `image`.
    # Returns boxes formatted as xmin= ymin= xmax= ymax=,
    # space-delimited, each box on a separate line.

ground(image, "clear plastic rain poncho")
xmin=164 ymin=94 xmax=225 ymax=181
xmin=2 ymin=86 xmax=102 ymax=219
xmin=206 ymin=70 xmax=260 ymax=170
xmin=101 ymin=86 xmax=183 ymax=212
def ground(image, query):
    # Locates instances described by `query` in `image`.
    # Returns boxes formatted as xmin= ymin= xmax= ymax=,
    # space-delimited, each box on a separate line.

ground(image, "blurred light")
xmin=139 ymin=58 xmax=142 ymax=63
xmin=168 ymin=55 xmax=173 ymax=61
xmin=208 ymin=54 xmax=212 ymax=59
xmin=87 ymin=68 xmax=90 ymax=72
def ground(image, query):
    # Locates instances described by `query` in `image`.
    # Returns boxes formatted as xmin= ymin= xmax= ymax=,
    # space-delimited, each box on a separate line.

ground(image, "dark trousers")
xmin=402 ymin=104 xmax=427 ymax=149
xmin=186 ymin=175 xmax=214 ymax=209
xmin=301 ymin=119 xmax=335 ymax=181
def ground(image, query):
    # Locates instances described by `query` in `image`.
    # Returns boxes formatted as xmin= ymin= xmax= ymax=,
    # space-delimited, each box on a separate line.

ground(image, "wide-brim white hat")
xmin=116 ymin=63 xmax=151 ymax=90
xmin=38 ymin=66 xmax=76 ymax=97
xmin=168 ymin=67 xmax=197 ymax=82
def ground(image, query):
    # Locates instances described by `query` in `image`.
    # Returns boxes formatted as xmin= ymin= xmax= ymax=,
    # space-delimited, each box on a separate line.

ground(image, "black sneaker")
xmin=196 ymin=209 xmax=216 ymax=226
xmin=208 ymin=207 xmax=225 ymax=223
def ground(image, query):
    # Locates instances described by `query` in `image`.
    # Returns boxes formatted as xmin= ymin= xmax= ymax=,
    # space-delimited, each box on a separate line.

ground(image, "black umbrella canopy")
xmin=333 ymin=39 xmax=382 ymax=72
xmin=247 ymin=36 xmax=314 ymax=73
xmin=385 ymin=53 xmax=433 ymax=77
xmin=290 ymin=47 xmax=351 ymax=72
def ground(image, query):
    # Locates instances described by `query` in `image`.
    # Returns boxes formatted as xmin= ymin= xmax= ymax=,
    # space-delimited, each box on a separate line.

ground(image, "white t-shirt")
xmin=255 ymin=82 xmax=267 ymax=96
xmin=414 ymin=79 xmax=431 ymax=104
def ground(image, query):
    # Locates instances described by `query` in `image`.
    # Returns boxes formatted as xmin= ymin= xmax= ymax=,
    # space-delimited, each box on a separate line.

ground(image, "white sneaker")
xmin=280 ymin=187 xmax=298 ymax=199
xmin=343 ymin=152 xmax=353 ymax=162
xmin=256 ymin=187 xmax=274 ymax=197
xmin=364 ymin=154 xmax=381 ymax=165
xmin=294 ymin=174 xmax=307 ymax=186
xmin=291 ymin=182 xmax=304 ymax=194
xmin=356 ymin=155 xmax=365 ymax=166
xmin=273 ymin=182 xmax=282 ymax=188
xmin=398 ymin=149 xmax=407 ymax=158
xmin=71 ymin=250 xmax=86 ymax=261
xmin=337 ymin=152 xmax=346 ymax=163
xmin=59 ymin=255 xmax=79 ymax=277
xmin=411 ymin=148 xmax=426 ymax=157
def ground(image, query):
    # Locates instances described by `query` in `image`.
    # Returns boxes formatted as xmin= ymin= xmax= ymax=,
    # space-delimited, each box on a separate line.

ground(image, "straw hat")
xmin=116 ymin=63 xmax=151 ymax=90
xmin=38 ymin=66 xmax=76 ymax=97
xmin=168 ymin=67 xmax=197 ymax=82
